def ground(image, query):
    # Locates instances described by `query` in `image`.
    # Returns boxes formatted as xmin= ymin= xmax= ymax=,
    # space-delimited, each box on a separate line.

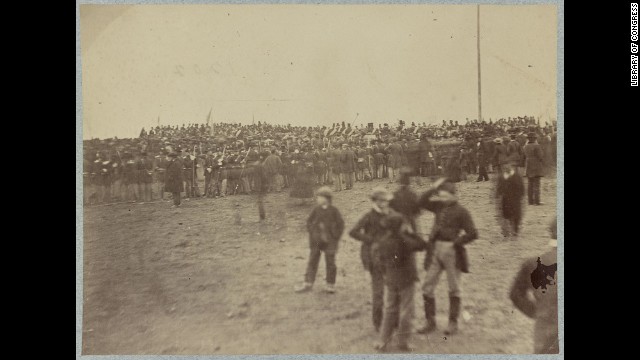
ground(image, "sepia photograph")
xmin=78 ymin=1 xmax=562 ymax=356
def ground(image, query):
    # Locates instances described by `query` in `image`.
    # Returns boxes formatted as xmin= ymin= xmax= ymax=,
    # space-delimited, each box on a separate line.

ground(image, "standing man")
xmin=349 ymin=188 xmax=394 ymax=332
xmin=389 ymin=168 xmax=420 ymax=230
xmin=263 ymin=149 xmax=283 ymax=192
xmin=331 ymin=145 xmax=343 ymax=191
xmin=137 ymin=151 xmax=153 ymax=202
xmin=492 ymin=138 xmax=509 ymax=174
xmin=165 ymin=152 xmax=184 ymax=207
xmin=506 ymin=133 xmax=524 ymax=174
xmin=418 ymin=134 xmax=433 ymax=177
xmin=416 ymin=179 xmax=478 ymax=335
xmin=340 ymin=143 xmax=357 ymax=190
xmin=476 ymin=137 xmax=490 ymax=182
xmin=523 ymin=132 xmax=545 ymax=205
xmin=510 ymin=219 xmax=558 ymax=353
xmin=387 ymin=139 xmax=404 ymax=183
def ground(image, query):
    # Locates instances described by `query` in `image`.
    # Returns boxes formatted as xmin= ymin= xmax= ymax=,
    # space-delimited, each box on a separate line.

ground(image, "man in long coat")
xmin=386 ymin=139 xmax=404 ymax=183
xmin=340 ymin=143 xmax=357 ymax=190
xmin=523 ymin=133 xmax=545 ymax=205
xmin=165 ymin=152 xmax=184 ymax=207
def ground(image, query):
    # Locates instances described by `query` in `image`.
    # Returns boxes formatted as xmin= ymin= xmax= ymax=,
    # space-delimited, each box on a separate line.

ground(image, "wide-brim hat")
xmin=493 ymin=138 xmax=503 ymax=144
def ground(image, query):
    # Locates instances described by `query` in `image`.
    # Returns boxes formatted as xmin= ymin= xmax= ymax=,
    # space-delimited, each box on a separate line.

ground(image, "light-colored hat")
xmin=494 ymin=138 xmax=503 ymax=144
xmin=370 ymin=187 xmax=393 ymax=201
xmin=316 ymin=186 xmax=333 ymax=199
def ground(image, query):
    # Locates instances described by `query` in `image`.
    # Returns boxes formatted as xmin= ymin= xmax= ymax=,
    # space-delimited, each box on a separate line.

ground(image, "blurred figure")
xmin=492 ymin=137 xmax=509 ymax=174
xmin=340 ymin=143 xmax=357 ymax=190
xmin=476 ymin=137 xmax=490 ymax=182
xmin=523 ymin=132 xmax=545 ymax=205
xmin=496 ymin=163 xmax=525 ymax=239
xmin=374 ymin=212 xmax=428 ymax=352
xmin=389 ymin=167 xmax=420 ymax=230
xmin=349 ymin=187 xmax=394 ymax=332
xmin=294 ymin=187 xmax=345 ymax=293
xmin=137 ymin=151 xmax=153 ymax=202
xmin=510 ymin=218 xmax=558 ymax=353
xmin=165 ymin=152 xmax=184 ymax=207
xmin=417 ymin=179 xmax=478 ymax=335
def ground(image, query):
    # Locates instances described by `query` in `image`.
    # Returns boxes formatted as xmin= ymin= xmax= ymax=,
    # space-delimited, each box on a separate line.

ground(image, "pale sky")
xmin=79 ymin=4 xmax=557 ymax=139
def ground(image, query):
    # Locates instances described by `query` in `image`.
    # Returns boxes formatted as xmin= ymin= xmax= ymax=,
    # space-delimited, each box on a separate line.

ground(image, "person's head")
xmin=527 ymin=132 xmax=538 ymax=143
xmin=370 ymin=187 xmax=393 ymax=212
xmin=436 ymin=181 xmax=457 ymax=201
xmin=316 ymin=186 xmax=333 ymax=206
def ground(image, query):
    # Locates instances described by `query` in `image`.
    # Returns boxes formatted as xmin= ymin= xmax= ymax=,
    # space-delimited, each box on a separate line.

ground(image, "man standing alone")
xmin=165 ymin=152 xmax=184 ymax=207
xmin=523 ymin=132 xmax=545 ymax=205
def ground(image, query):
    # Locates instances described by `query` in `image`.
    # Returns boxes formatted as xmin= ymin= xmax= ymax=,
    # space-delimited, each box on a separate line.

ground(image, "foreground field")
xmin=81 ymin=175 xmax=557 ymax=355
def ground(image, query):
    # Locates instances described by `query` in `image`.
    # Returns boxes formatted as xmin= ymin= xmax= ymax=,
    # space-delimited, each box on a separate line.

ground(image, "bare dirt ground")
xmin=81 ymin=174 xmax=557 ymax=355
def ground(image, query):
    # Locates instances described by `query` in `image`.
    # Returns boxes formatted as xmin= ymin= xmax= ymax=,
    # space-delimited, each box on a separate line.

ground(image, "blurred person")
xmin=263 ymin=149 xmax=283 ymax=192
xmin=387 ymin=139 xmax=404 ymax=183
xmin=373 ymin=212 xmax=428 ymax=352
xmin=523 ymin=132 xmax=545 ymax=205
xmin=294 ymin=187 xmax=345 ymax=293
xmin=165 ymin=152 xmax=184 ymax=207
xmin=389 ymin=167 xmax=420 ymax=230
xmin=137 ymin=151 xmax=153 ymax=202
xmin=492 ymin=137 xmax=508 ymax=173
xmin=416 ymin=179 xmax=478 ymax=335
xmin=349 ymin=187 xmax=394 ymax=332
xmin=476 ymin=137 xmax=490 ymax=182
xmin=507 ymin=133 xmax=524 ymax=174
xmin=330 ymin=144 xmax=343 ymax=192
xmin=340 ymin=143 xmax=357 ymax=190
xmin=496 ymin=163 xmax=525 ymax=238
xmin=510 ymin=218 xmax=558 ymax=353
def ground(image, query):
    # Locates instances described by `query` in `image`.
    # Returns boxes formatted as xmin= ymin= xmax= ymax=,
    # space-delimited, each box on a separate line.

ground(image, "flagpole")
xmin=477 ymin=4 xmax=482 ymax=123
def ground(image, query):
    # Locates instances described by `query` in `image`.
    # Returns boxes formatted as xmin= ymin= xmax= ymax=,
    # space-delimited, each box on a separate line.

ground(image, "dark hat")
xmin=168 ymin=152 xmax=179 ymax=158
xmin=527 ymin=132 xmax=538 ymax=139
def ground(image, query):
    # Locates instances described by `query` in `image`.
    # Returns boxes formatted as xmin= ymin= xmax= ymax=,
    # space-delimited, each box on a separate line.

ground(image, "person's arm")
xmin=349 ymin=213 xmax=373 ymax=244
xmin=334 ymin=207 xmax=345 ymax=240
xmin=509 ymin=261 xmax=537 ymax=318
xmin=306 ymin=207 xmax=318 ymax=233
xmin=418 ymin=188 xmax=441 ymax=212
xmin=455 ymin=208 xmax=478 ymax=245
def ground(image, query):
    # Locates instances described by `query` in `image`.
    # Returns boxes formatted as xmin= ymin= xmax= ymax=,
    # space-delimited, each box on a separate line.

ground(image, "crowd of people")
xmin=82 ymin=116 xmax=559 ymax=354
xmin=82 ymin=116 xmax=556 ymax=206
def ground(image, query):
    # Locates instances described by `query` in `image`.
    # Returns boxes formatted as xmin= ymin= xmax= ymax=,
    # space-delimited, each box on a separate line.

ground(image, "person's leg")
xmin=441 ymin=243 xmax=462 ymax=335
xmin=397 ymin=283 xmax=416 ymax=349
xmin=371 ymin=267 xmax=385 ymax=331
xmin=378 ymin=285 xmax=399 ymax=350
xmin=325 ymin=251 xmax=337 ymax=286
xmin=534 ymin=176 xmax=542 ymax=204
xmin=173 ymin=191 xmax=181 ymax=206
xmin=417 ymin=252 xmax=443 ymax=334
xmin=527 ymin=177 xmax=534 ymax=204
xmin=304 ymin=247 xmax=322 ymax=285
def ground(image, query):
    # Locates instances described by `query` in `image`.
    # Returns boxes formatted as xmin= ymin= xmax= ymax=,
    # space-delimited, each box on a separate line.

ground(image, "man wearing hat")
xmin=416 ymin=179 xmax=478 ymax=335
xmin=349 ymin=187 xmax=394 ymax=332
xmin=165 ymin=152 xmax=184 ymax=207
xmin=294 ymin=186 xmax=345 ymax=293
xmin=506 ymin=133 xmax=524 ymax=174
xmin=523 ymin=132 xmax=545 ymax=205
xmin=510 ymin=218 xmax=558 ymax=353
xmin=492 ymin=137 xmax=508 ymax=173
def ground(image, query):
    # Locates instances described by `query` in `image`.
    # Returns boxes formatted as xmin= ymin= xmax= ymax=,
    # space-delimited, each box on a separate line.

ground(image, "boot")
xmin=294 ymin=282 xmax=313 ymax=293
xmin=416 ymin=295 xmax=437 ymax=334
xmin=444 ymin=296 xmax=461 ymax=335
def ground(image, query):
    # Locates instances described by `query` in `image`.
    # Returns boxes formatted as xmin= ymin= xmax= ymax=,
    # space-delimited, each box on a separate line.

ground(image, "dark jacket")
xmin=524 ymin=142 xmax=545 ymax=177
xmin=389 ymin=186 xmax=420 ymax=230
xmin=339 ymin=148 xmax=357 ymax=173
xmin=307 ymin=204 xmax=345 ymax=255
xmin=506 ymin=140 xmax=523 ymax=166
xmin=493 ymin=143 xmax=509 ymax=166
xmin=496 ymin=171 xmax=525 ymax=220
xmin=263 ymin=154 xmax=283 ymax=176
xmin=419 ymin=188 xmax=478 ymax=271
xmin=378 ymin=213 xmax=427 ymax=288
xmin=165 ymin=158 xmax=184 ymax=193
xmin=418 ymin=139 xmax=433 ymax=163
xmin=349 ymin=209 xmax=388 ymax=272
xmin=510 ymin=249 xmax=558 ymax=353
xmin=136 ymin=158 xmax=153 ymax=184
xmin=387 ymin=143 xmax=404 ymax=168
